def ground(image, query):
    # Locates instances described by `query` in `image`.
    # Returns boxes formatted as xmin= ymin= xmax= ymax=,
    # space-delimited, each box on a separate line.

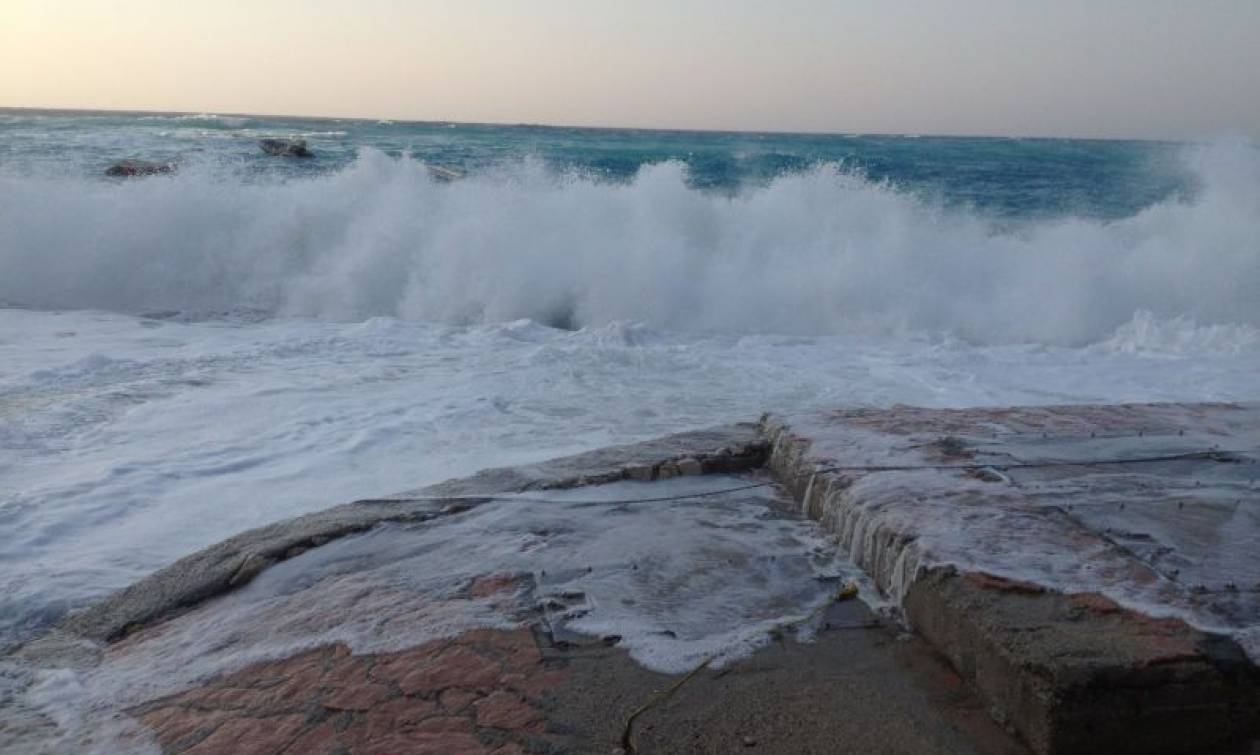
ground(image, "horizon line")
xmin=0 ymin=104 xmax=1187 ymax=145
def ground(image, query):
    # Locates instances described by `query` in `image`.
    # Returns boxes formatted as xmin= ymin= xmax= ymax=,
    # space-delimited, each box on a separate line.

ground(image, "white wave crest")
xmin=1098 ymin=310 xmax=1260 ymax=355
xmin=1 ymin=140 xmax=1257 ymax=345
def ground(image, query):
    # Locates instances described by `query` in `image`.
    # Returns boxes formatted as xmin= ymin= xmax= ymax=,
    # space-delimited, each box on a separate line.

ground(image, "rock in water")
xmin=258 ymin=138 xmax=314 ymax=158
xmin=104 ymin=160 xmax=175 ymax=177
xmin=426 ymin=164 xmax=463 ymax=182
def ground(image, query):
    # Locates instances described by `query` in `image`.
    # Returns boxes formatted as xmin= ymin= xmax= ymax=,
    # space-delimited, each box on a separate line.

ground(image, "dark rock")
xmin=104 ymin=160 xmax=175 ymax=178
xmin=259 ymin=138 xmax=314 ymax=158
xmin=427 ymin=164 xmax=463 ymax=181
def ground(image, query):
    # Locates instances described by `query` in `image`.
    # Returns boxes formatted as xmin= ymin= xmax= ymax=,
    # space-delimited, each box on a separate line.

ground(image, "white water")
xmin=11 ymin=476 xmax=858 ymax=754
xmin=30 ymin=477 xmax=844 ymax=714
xmin=2 ymin=307 xmax=1258 ymax=648
xmin=2 ymin=140 xmax=1258 ymax=344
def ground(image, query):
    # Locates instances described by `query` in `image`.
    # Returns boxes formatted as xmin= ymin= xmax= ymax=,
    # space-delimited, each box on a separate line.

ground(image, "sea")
xmin=1 ymin=109 xmax=1258 ymax=660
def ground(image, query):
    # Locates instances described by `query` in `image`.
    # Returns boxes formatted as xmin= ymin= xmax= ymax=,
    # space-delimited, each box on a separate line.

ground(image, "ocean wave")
xmin=0 ymin=140 xmax=1256 ymax=345
xmin=1096 ymin=310 xmax=1260 ymax=355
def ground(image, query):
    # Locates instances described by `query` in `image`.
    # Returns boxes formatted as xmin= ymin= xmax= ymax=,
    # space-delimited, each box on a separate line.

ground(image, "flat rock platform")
xmin=3 ymin=403 xmax=1258 ymax=755
xmin=767 ymin=402 xmax=1260 ymax=754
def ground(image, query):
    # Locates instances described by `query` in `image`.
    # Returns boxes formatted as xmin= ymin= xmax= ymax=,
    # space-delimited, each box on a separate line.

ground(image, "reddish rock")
xmin=456 ymin=629 xmax=542 ymax=672
xmin=415 ymin=715 xmax=473 ymax=733
xmin=369 ymin=640 xmax=449 ymax=686
xmin=358 ymin=696 xmax=440 ymax=740
xmin=474 ymin=691 xmax=543 ymax=730
xmin=323 ymin=650 xmax=370 ymax=689
xmin=138 ymin=706 xmax=231 ymax=750
xmin=135 ymin=630 xmax=561 ymax=754
xmin=183 ymin=714 xmax=306 ymax=754
xmin=251 ymin=671 xmax=322 ymax=713
xmin=217 ymin=647 xmax=326 ymax=690
xmin=278 ymin=720 xmax=341 ymax=755
xmin=398 ymin=646 xmax=502 ymax=695
xmin=186 ymin=686 xmax=274 ymax=712
xmin=356 ymin=731 xmax=489 ymax=755
xmin=439 ymin=688 xmax=481 ymax=713
xmin=964 ymin=572 xmax=1048 ymax=596
xmin=323 ymin=682 xmax=392 ymax=711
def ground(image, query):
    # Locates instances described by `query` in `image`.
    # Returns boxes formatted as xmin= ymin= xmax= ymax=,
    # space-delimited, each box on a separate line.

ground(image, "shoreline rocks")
xmin=259 ymin=138 xmax=314 ymax=158
xmin=104 ymin=160 xmax=175 ymax=177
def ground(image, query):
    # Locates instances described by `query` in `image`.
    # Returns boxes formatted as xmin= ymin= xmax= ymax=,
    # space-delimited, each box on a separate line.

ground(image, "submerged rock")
xmin=104 ymin=160 xmax=175 ymax=177
xmin=259 ymin=138 xmax=314 ymax=158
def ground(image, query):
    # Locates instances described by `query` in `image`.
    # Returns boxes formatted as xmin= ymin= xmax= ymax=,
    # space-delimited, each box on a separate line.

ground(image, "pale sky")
xmin=2 ymin=0 xmax=1258 ymax=139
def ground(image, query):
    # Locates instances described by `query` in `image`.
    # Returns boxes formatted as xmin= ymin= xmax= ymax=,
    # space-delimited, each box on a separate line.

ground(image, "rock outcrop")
xmin=104 ymin=160 xmax=175 ymax=177
xmin=259 ymin=138 xmax=314 ymax=158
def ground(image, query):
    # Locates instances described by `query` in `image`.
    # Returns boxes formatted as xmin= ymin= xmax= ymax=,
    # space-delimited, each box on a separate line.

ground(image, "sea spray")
xmin=2 ymin=141 xmax=1257 ymax=344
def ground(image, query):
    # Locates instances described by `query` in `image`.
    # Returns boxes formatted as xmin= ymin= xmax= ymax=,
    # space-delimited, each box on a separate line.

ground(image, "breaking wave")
xmin=1 ymin=140 xmax=1257 ymax=345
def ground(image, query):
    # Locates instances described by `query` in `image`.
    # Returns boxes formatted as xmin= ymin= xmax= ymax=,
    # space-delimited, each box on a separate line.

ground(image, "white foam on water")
xmin=1 ymin=140 xmax=1258 ymax=344
xmin=3 ymin=308 xmax=1259 ymax=648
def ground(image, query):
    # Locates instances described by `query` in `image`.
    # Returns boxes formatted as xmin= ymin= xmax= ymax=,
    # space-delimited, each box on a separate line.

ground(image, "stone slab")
xmin=763 ymin=402 xmax=1260 ymax=755
xmin=120 ymin=595 xmax=1030 ymax=755
xmin=53 ymin=423 xmax=766 ymax=645
xmin=11 ymin=403 xmax=1260 ymax=754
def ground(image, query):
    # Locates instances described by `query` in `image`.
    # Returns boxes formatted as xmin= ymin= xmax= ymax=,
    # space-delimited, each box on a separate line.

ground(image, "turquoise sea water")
xmin=1 ymin=108 xmax=1189 ymax=219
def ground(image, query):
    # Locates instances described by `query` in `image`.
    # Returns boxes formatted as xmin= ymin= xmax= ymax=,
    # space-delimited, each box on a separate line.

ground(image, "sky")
xmin=2 ymin=0 xmax=1259 ymax=139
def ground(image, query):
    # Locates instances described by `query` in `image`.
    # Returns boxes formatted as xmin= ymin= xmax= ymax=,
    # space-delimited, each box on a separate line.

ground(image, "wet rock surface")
xmin=765 ymin=402 xmax=1260 ymax=755
xmin=258 ymin=139 xmax=314 ymax=158
xmin=548 ymin=598 xmax=1027 ymax=755
xmin=904 ymin=569 xmax=1260 ymax=755
xmin=105 ymin=160 xmax=175 ymax=177
xmin=132 ymin=628 xmax=553 ymax=755
xmin=8 ymin=405 xmax=1260 ymax=754
xmin=59 ymin=424 xmax=766 ymax=644
xmin=128 ymin=598 xmax=1025 ymax=755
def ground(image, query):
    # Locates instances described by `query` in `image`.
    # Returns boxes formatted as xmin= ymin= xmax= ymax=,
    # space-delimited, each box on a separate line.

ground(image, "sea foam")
xmin=2 ymin=140 xmax=1257 ymax=345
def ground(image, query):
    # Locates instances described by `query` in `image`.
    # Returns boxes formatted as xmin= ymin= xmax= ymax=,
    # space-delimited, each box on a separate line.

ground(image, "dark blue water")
xmin=0 ymin=108 xmax=1190 ymax=220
